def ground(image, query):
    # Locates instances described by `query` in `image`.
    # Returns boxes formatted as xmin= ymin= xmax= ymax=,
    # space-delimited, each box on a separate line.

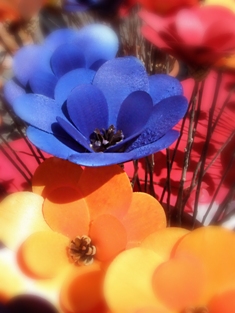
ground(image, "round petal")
xmin=122 ymin=192 xmax=166 ymax=248
xmin=93 ymin=57 xmax=149 ymax=125
xmin=126 ymin=129 xmax=180 ymax=157
xmin=89 ymin=214 xmax=127 ymax=261
xmin=43 ymin=186 xmax=90 ymax=238
xmin=117 ymin=91 xmax=153 ymax=138
xmin=19 ymin=231 xmax=69 ymax=279
xmin=152 ymin=256 xmax=206 ymax=311
xmin=32 ymin=157 xmax=83 ymax=197
xmin=54 ymin=68 xmax=95 ymax=105
xmin=60 ymin=263 xmax=105 ymax=313
xmin=44 ymin=28 xmax=79 ymax=51
xmin=126 ymin=96 xmax=187 ymax=151
xmin=50 ymin=44 xmax=86 ymax=78
xmin=74 ymin=24 xmax=119 ymax=68
xmin=14 ymin=45 xmax=52 ymax=86
xmin=56 ymin=117 xmax=93 ymax=152
xmin=29 ymin=70 xmax=57 ymax=99
xmin=78 ymin=165 xmax=132 ymax=220
xmin=13 ymin=94 xmax=63 ymax=133
xmin=66 ymin=84 xmax=108 ymax=138
xmin=173 ymin=226 xmax=235 ymax=302
xmin=175 ymin=9 xmax=205 ymax=46
xmin=141 ymin=227 xmax=189 ymax=259
xmin=148 ymin=75 xmax=183 ymax=105
xmin=104 ymin=248 xmax=167 ymax=313
xmin=3 ymin=79 xmax=25 ymax=107
xmin=26 ymin=127 xmax=83 ymax=160
xmin=0 ymin=192 xmax=50 ymax=250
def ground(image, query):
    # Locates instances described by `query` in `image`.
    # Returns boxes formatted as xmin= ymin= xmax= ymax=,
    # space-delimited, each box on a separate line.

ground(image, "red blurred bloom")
xmin=140 ymin=6 xmax=235 ymax=69
xmin=138 ymin=0 xmax=199 ymax=15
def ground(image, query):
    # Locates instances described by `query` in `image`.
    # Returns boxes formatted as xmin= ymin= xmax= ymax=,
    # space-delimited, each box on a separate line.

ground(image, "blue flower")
xmin=63 ymin=0 xmax=124 ymax=14
xmin=12 ymin=57 xmax=188 ymax=167
xmin=4 ymin=24 xmax=118 ymax=106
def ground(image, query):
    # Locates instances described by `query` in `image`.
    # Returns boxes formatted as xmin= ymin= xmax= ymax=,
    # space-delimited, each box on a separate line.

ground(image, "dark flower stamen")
xmin=90 ymin=125 xmax=124 ymax=152
xmin=69 ymin=235 xmax=96 ymax=266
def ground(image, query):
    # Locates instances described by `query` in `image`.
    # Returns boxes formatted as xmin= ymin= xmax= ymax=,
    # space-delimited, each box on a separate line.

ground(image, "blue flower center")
xmin=90 ymin=125 xmax=124 ymax=152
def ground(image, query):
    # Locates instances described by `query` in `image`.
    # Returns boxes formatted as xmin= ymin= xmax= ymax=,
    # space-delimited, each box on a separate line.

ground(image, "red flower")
xmin=140 ymin=6 xmax=235 ymax=68
xmin=138 ymin=0 xmax=199 ymax=15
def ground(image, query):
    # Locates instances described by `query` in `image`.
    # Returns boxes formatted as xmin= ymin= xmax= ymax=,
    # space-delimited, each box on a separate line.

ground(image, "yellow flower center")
xmin=69 ymin=235 xmax=96 ymax=265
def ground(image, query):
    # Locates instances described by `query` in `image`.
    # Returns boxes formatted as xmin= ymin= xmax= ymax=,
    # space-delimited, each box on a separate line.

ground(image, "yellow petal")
xmin=0 ymin=192 xmax=50 ymax=250
xmin=19 ymin=231 xmax=69 ymax=279
xmin=173 ymin=226 xmax=235 ymax=302
xmin=141 ymin=227 xmax=189 ymax=259
xmin=104 ymin=248 xmax=168 ymax=313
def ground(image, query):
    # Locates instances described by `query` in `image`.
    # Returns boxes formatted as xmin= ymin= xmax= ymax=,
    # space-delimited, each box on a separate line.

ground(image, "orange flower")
xmin=104 ymin=226 xmax=235 ymax=313
xmin=0 ymin=0 xmax=20 ymax=22
xmin=0 ymin=157 xmax=166 ymax=313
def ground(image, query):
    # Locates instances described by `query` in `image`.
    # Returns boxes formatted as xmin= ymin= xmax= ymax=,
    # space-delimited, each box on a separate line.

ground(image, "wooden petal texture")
xmin=43 ymin=186 xmax=90 ymax=238
xmin=0 ymin=192 xmax=50 ymax=250
xmin=173 ymin=226 xmax=235 ymax=302
xmin=122 ymin=192 xmax=166 ymax=248
xmin=89 ymin=214 xmax=127 ymax=261
xmin=32 ymin=157 xmax=83 ymax=197
xmin=19 ymin=231 xmax=69 ymax=279
xmin=78 ymin=165 xmax=132 ymax=220
xmin=104 ymin=248 xmax=167 ymax=313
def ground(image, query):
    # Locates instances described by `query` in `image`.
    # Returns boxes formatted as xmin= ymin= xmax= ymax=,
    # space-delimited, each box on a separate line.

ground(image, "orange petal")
xmin=152 ymin=256 xmax=206 ymax=311
xmin=32 ymin=157 xmax=83 ymax=197
xmin=0 ymin=192 xmax=50 ymax=250
xmin=135 ymin=308 xmax=171 ymax=313
xmin=173 ymin=226 xmax=235 ymax=302
xmin=78 ymin=165 xmax=132 ymax=220
xmin=104 ymin=247 xmax=167 ymax=313
xmin=89 ymin=214 xmax=127 ymax=262
xmin=43 ymin=186 xmax=90 ymax=238
xmin=208 ymin=289 xmax=235 ymax=313
xmin=19 ymin=231 xmax=69 ymax=279
xmin=141 ymin=227 xmax=189 ymax=259
xmin=60 ymin=262 xmax=106 ymax=313
xmin=122 ymin=192 xmax=166 ymax=248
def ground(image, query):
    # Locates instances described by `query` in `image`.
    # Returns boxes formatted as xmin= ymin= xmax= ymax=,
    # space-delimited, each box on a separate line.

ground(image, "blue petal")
xmin=29 ymin=70 xmax=57 ymax=98
xmin=149 ymin=74 xmax=183 ymax=105
xmin=13 ymin=94 xmax=64 ymax=132
xmin=126 ymin=95 xmax=188 ymax=151
xmin=63 ymin=0 xmax=88 ymax=11
xmin=44 ymin=28 xmax=79 ymax=51
xmin=68 ymin=151 xmax=134 ymax=167
xmin=14 ymin=45 xmax=52 ymax=86
xmin=127 ymin=129 xmax=179 ymax=160
xmin=117 ymin=91 xmax=153 ymax=138
xmin=3 ymin=79 xmax=25 ymax=107
xmin=57 ymin=117 xmax=93 ymax=152
xmin=66 ymin=84 xmax=108 ymax=138
xmin=93 ymin=57 xmax=149 ymax=125
xmin=50 ymin=43 xmax=86 ymax=78
xmin=27 ymin=126 xmax=84 ymax=159
xmin=54 ymin=68 xmax=95 ymax=105
xmin=73 ymin=24 xmax=118 ymax=68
